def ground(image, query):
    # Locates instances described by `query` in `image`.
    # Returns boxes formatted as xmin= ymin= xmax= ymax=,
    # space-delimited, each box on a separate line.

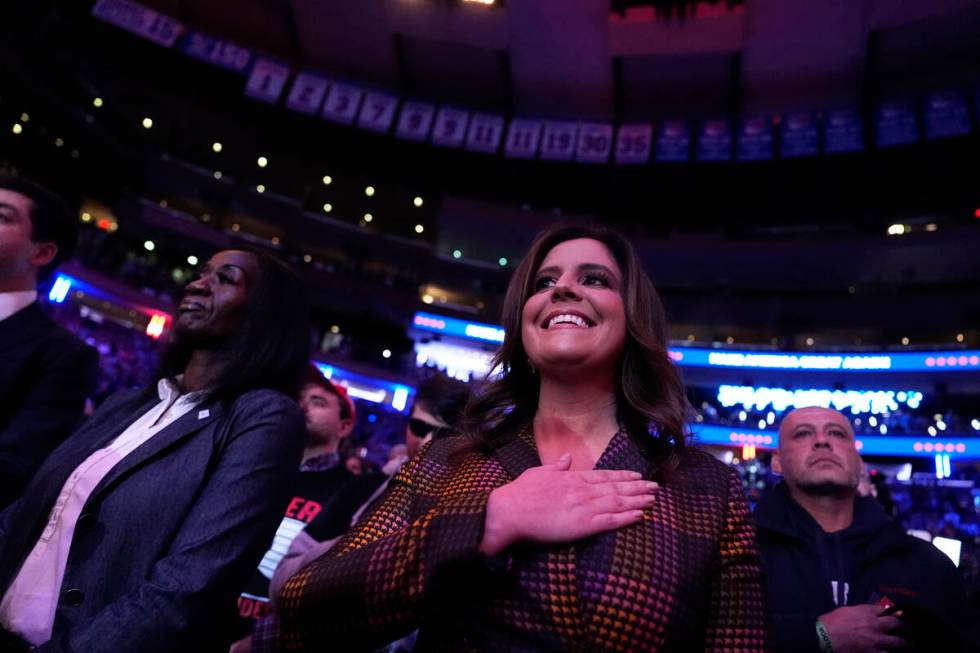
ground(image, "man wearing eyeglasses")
xmin=239 ymin=374 xmax=471 ymax=653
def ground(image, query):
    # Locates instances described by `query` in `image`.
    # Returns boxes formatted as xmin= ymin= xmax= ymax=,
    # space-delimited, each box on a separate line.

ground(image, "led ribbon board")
xmin=670 ymin=349 xmax=980 ymax=372
xmin=412 ymin=312 xmax=505 ymax=344
xmin=693 ymin=424 xmax=979 ymax=459
xmin=717 ymin=385 xmax=923 ymax=414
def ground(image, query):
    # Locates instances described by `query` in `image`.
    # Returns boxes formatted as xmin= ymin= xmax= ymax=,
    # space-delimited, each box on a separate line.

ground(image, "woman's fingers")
xmin=588 ymin=492 xmax=657 ymax=515
xmin=604 ymin=480 xmax=659 ymax=496
xmin=589 ymin=510 xmax=645 ymax=531
xmin=580 ymin=469 xmax=644 ymax=483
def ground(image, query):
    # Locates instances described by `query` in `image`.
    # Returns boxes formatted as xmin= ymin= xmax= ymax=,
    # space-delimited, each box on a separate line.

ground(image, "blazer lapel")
xmin=42 ymin=390 xmax=159 ymax=487
xmin=86 ymin=401 xmax=226 ymax=504
xmin=593 ymin=429 xmax=656 ymax=478
xmin=575 ymin=430 xmax=657 ymax=630
xmin=490 ymin=426 xmax=541 ymax=480
xmin=0 ymin=303 xmax=51 ymax=352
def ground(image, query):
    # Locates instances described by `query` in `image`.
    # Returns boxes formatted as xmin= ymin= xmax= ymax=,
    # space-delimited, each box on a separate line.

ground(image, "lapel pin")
xmin=198 ymin=409 xmax=210 ymax=420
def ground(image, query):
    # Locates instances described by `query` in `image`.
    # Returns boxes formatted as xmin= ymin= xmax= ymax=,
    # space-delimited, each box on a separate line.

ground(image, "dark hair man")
xmin=0 ymin=176 xmax=98 ymax=509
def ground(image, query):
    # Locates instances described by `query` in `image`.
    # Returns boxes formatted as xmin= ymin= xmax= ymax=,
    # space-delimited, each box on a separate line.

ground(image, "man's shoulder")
xmin=876 ymin=523 xmax=958 ymax=571
xmin=24 ymin=307 xmax=96 ymax=362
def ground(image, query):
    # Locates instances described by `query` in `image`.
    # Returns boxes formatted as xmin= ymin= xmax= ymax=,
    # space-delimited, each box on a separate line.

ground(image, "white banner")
xmin=576 ymin=123 xmax=613 ymax=163
xmin=322 ymin=83 xmax=364 ymax=125
xmin=431 ymin=107 xmax=470 ymax=148
xmin=466 ymin=113 xmax=505 ymax=153
xmin=504 ymin=119 xmax=542 ymax=159
xmin=357 ymin=92 xmax=399 ymax=133
xmin=92 ymin=0 xmax=183 ymax=47
xmin=245 ymin=59 xmax=291 ymax=104
xmin=615 ymin=124 xmax=653 ymax=164
xmin=285 ymin=73 xmax=329 ymax=115
xmin=540 ymin=121 xmax=578 ymax=161
xmin=395 ymin=101 xmax=436 ymax=142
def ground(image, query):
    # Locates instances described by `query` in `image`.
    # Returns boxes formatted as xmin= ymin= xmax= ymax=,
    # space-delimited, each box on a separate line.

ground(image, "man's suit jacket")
xmin=0 ymin=384 xmax=305 ymax=653
xmin=275 ymin=429 xmax=768 ymax=652
xmin=0 ymin=302 xmax=98 ymax=509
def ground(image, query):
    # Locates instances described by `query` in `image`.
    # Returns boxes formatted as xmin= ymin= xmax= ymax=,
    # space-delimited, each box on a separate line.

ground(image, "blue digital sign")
xmin=691 ymin=424 xmax=979 ymax=459
xmin=412 ymin=312 xmax=505 ymax=344
xmin=670 ymin=348 xmax=980 ymax=373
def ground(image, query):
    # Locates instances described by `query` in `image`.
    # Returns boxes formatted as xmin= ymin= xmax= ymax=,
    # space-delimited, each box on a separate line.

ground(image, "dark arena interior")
xmin=1 ymin=1 xmax=979 ymax=651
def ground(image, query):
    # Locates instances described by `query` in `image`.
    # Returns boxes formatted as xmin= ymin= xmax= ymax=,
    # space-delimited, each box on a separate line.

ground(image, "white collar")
xmin=0 ymin=290 xmax=38 ymax=322
xmin=156 ymin=375 xmax=209 ymax=403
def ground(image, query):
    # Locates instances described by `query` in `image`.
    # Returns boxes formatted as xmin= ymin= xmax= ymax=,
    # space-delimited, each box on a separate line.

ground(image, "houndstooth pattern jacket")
xmin=272 ymin=428 xmax=768 ymax=652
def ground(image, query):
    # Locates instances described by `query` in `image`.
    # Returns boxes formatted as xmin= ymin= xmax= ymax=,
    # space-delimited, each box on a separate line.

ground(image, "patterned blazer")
xmin=273 ymin=429 xmax=767 ymax=652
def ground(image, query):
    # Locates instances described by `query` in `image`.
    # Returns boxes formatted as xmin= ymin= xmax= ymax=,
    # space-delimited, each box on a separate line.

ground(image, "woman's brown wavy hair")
xmin=459 ymin=224 xmax=689 ymax=472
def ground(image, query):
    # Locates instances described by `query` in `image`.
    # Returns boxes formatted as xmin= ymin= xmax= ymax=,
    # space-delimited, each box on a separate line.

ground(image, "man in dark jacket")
xmin=0 ymin=176 xmax=98 ymax=509
xmin=755 ymin=406 xmax=974 ymax=653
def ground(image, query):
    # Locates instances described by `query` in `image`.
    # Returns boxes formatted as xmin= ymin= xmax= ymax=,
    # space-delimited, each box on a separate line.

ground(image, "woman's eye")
xmin=583 ymin=274 xmax=609 ymax=286
xmin=533 ymin=276 xmax=555 ymax=291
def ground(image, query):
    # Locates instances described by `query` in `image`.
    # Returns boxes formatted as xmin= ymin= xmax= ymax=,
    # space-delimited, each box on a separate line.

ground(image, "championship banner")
xmin=697 ymin=119 xmax=732 ymax=162
xmin=285 ymin=73 xmax=329 ymax=115
xmin=780 ymin=112 xmax=819 ymax=158
xmin=245 ymin=59 xmax=291 ymax=104
xmin=466 ymin=114 xmax=505 ymax=153
xmin=539 ymin=122 xmax=577 ymax=161
xmin=395 ymin=101 xmax=436 ymax=142
xmin=614 ymin=124 xmax=652 ymax=164
xmin=179 ymin=30 xmax=252 ymax=74
xmin=431 ymin=107 xmax=470 ymax=148
xmin=823 ymin=108 xmax=863 ymax=154
xmin=357 ymin=92 xmax=399 ymax=133
xmin=736 ymin=116 xmax=773 ymax=162
xmin=924 ymin=90 xmax=971 ymax=140
xmin=655 ymin=120 xmax=690 ymax=162
xmin=575 ymin=123 xmax=613 ymax=163
xmin=504 ymin=119 xmax=542 ymax=159
xmin=322 ymin=83 xmax=364 ymax=125
xmin=91 ymin=0 xmax=183 ymax=47
xmin=875 ymin=99 xmax=918 ymax=148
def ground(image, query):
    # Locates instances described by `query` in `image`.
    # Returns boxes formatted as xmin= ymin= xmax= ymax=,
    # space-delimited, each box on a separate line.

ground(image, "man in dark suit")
xmin=0 ymin=176 xmax=98 ymax=509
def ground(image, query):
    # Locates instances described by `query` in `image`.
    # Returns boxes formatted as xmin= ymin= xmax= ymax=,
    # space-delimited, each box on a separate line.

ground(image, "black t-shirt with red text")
xmin=236 ymin=465 xmax=352 ymax=628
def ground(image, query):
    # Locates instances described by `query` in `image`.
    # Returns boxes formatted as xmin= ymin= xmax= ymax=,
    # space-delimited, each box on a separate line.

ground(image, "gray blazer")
xmin=0 ymin=385 xmax=304 ymax=653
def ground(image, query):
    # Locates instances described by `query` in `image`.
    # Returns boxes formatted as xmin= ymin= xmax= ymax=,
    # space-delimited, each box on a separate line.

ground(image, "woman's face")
xmin=176 ymin=250 xmax=258 ymax=343
xmin=521 ymin=238 xmax=627 ymax=376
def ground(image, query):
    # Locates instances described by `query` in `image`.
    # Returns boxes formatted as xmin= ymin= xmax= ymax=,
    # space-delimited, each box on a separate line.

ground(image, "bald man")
xmin=753 ymin=407 xmax=973 ymax=653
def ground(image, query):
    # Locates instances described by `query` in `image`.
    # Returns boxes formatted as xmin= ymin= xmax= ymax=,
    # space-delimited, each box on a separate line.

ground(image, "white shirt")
xmin=0 ymin=290 xmax=37 ymax=322
xmin=0 ymin=378 xmax=204 ymax=645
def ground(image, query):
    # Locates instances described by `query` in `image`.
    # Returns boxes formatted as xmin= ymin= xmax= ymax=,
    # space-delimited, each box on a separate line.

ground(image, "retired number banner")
xmin=504 ymin=120 xmax=542 ymax=159
xmin=92 ymin=0 xmax=183 ymax=47
xmin=615 ymin=124 xmax=652 ymax=164
xmin=322 ymin=83 xmax=364 ymax=125
xmin=357 ymin=92 xmax=399 ymax=133
xmin=539 ymin=122 xmax=577 ymax=161
xmin=466 ymin=114 xmax=505 ymax=153
xmin=431 ymin=108 xmax=470 ymax=148
xmin=395 ymin=102 xmax=436 ymax=142
xmin=285 ymin=73 xmax=329 ymax=115
xmin=245 ymin=59 xmax=291 ymax=104
xmin=576 ymin=123 xmax=613 ymax=163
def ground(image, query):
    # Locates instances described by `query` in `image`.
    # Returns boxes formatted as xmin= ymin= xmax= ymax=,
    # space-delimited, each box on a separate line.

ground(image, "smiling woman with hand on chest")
xmin=267 ymin=225 xmax=768 ymax=653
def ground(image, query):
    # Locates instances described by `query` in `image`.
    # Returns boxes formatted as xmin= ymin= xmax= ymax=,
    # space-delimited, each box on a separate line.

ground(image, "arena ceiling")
xmin=135 ymin=0 xmax=980 ymax=119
